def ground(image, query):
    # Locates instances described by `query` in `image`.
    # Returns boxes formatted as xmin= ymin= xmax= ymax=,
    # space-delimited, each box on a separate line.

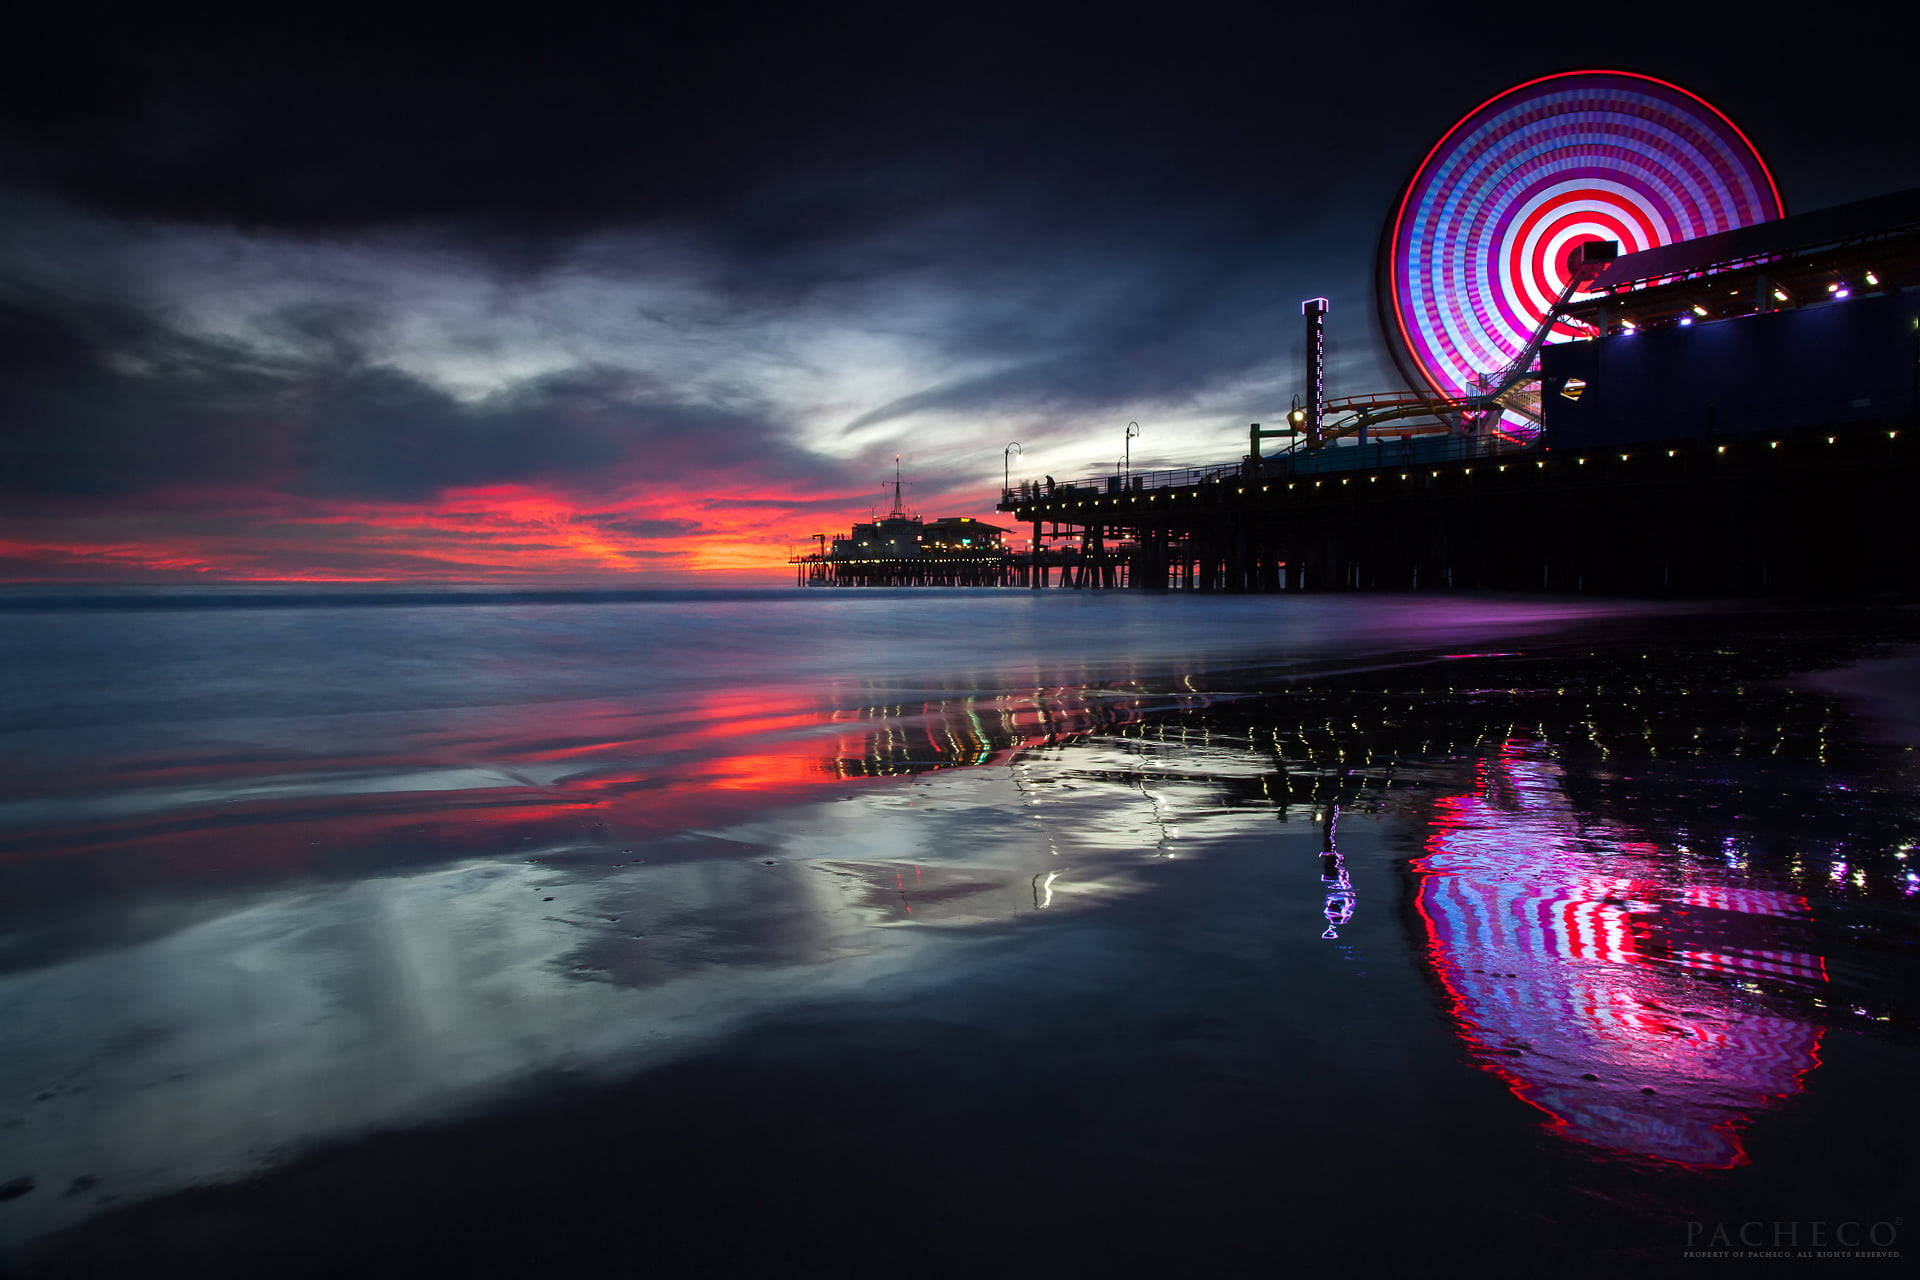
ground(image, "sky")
xmin=4 ymin=3 xmax=1917 ymax=584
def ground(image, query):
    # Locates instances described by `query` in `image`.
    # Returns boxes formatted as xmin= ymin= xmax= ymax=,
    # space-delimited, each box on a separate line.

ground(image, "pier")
xmin=999 ymin=186 xmax=1920 ymax=596
xmin=998 ymin=422 xmax=1914 ymax=594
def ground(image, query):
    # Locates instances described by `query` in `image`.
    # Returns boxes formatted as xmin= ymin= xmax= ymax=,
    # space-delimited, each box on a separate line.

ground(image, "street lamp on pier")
xmin=1124 ymin=421 xmax=1140 ymax=476
xmin=1005 ymin=441 xmax=1022 ymax=495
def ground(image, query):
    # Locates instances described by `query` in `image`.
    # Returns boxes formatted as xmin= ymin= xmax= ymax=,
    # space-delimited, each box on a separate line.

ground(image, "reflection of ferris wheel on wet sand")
xmin=1342 ymin=70 xmax=1783 ymax=442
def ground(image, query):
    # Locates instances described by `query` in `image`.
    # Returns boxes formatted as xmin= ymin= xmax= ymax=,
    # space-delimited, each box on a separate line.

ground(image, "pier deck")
xmin=997 ymin=420 xmax=1916 ymax=595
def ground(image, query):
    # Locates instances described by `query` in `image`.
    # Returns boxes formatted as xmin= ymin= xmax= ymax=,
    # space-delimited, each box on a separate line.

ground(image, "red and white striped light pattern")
xmin=1385 ymin=71 xmax=1783 ymax=434
xmin=1412 ymin=742 xmax=1825 ymax=1169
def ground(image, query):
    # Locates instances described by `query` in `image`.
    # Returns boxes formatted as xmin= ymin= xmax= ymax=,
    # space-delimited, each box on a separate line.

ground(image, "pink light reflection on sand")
xmin=1411 ymin=739 xmax=1825 ymax=1169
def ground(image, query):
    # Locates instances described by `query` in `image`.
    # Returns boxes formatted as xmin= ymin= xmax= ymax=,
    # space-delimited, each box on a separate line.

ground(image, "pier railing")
xmin=1002 ymin=461 xmax=1241 ymax=506
xmin=1001 ymin=432 xmax=1536 ymax=506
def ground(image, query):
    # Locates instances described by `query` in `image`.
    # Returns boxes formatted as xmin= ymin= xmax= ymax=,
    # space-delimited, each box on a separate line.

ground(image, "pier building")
xmin=790 ymin=462 xmax=1021 ymax=586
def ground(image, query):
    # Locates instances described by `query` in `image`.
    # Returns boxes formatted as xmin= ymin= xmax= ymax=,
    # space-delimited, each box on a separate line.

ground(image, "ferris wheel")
xmin=1373 ymin=70 xmax=1783 ymax=439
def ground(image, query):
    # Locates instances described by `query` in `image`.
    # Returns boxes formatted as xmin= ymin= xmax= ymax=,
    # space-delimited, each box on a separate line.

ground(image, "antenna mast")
xmin=884 ymin=454 xmax=910 ymax=518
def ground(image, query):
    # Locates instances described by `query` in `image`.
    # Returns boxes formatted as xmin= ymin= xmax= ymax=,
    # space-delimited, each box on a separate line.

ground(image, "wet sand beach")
xmin=2 ymin=591 xmax=1916 ymax=1276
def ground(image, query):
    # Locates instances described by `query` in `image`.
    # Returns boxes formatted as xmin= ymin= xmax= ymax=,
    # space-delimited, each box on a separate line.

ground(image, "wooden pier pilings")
xmin=790 ymin=549 xmax=1134 ymax=588
xmin=998 ymin=419 xmax=1917 ymax=595
xmin=793 ymin=555 xmax=1025 ymax=587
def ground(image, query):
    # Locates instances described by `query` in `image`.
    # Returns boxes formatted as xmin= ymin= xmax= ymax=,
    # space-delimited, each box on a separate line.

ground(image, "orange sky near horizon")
xmin=0 ymin=477 xmax=1008 ymax=586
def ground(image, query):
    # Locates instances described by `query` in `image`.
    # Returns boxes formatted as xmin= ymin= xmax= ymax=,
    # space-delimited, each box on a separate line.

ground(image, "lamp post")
xmin=1124 ymin=421 xmax=1140 ymax=476
xmin=1004 ymin=441 xmax=1022 ymax=496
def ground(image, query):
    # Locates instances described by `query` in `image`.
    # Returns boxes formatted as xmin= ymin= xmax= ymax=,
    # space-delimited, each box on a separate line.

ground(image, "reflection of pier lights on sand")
xmin=1318 ymin=801 xmax=1355 ymax=940
xmin=1129 ymin=731 xmax=1179 ymax=858
xmin=1410 ymin=739 xmax=1827 ymax=1169
xmin=812 ymin=685 xmax=1228 ymax=790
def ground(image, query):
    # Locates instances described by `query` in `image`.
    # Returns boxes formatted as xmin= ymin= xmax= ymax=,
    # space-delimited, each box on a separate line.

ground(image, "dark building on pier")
xmin=792 ymin=510 xmax=1018 ymax=587
xmin=1542 ymin=187 xmax=1920 ymax=449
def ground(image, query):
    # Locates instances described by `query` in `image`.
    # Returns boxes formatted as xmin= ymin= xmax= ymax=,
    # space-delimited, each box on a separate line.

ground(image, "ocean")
xmin=2 ymin=588 xmax=1917 ymax=1276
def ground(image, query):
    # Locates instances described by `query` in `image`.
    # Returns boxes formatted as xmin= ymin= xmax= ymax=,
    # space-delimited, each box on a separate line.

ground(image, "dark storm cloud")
xmin=836 ymin=238 xmax=1363 ymax=434
xmin=6 ymin=4 xmax=1427 ymax=338
xmin=0 ymin=284 xmax=839 ymax=506
xmin=21 ymin=5 xmax=1908 ymax=255
xmin=14 ymin=8 xmax=1325 ymax=245
xmin=0 ymin=288 xmax=289 ymax=499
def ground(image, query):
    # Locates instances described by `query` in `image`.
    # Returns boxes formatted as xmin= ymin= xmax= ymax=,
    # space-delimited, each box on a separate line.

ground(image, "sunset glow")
xmin=0 ymin=480 xmax=1006 ymax=584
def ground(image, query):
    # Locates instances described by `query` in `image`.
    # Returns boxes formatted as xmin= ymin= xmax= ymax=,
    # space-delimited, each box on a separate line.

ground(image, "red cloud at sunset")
xmin=0 ymin=477 xmax=1001 ymax=584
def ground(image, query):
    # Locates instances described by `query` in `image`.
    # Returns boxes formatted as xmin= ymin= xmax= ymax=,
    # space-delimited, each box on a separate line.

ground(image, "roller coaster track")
xmin=1317 ymin=262 xmax=1606 ymax=444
